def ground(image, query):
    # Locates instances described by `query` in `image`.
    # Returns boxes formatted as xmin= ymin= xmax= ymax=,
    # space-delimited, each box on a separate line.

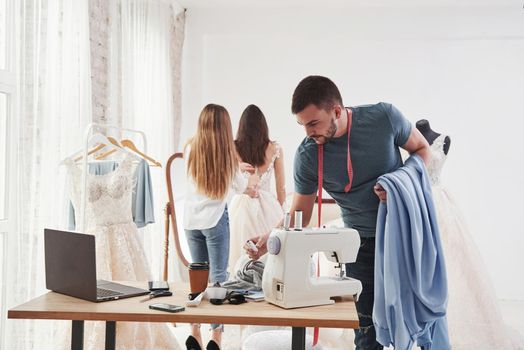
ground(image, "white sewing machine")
xmin=262 ymin=223 xmax=363 ymax=309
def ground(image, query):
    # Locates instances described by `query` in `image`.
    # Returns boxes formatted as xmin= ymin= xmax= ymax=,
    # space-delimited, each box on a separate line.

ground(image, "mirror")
xmin=165 ymin=152 xmax=191 ymax=273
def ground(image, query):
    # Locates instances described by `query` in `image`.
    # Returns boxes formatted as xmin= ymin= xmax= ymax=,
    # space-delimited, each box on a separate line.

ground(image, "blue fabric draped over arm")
xmin=373 ymin=155 xmax=450 ymax=350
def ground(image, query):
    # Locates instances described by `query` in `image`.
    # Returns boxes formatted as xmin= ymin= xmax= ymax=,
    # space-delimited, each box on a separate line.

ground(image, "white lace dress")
xmin=65 ymin=154 xmax=179 ymax=349
xmin=228 ymin=143 xmax=284 ymax=273
xmin=428 ymin=135 xmax=523 ymax=350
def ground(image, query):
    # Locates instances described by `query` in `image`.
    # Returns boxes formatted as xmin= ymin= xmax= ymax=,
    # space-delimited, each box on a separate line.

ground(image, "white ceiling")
xmin=176 ymin=0 xmax=524 ymax=10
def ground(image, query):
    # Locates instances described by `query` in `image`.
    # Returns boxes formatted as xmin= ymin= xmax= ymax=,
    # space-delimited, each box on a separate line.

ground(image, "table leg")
xmin=71 ymin=320 xmax=84 ymax=350
xmin=291 ymin=327 xmax=306 ymax=350
xmin=105 ymin=321 xmax=116 ymax=350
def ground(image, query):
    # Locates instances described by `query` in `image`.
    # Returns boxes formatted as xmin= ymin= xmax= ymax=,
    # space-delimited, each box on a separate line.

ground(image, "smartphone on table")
xmin=149 ymin=303 xmax=185 ymax=313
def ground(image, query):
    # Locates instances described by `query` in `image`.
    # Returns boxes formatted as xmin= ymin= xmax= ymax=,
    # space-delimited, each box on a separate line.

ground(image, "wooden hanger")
xmin=95 ymin=136 xmax=123 ymax=160
xmin=121 ymin=139 xmax=162 ymax=167
xmin=73 ymin=143 xmax=106 ymax=162
xmin=60 ymin=133 xmax=127 ymax=165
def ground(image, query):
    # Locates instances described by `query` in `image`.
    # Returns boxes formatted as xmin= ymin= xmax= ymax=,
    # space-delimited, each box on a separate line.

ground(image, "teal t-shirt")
xmin=294 ymin=102 xmax=412 ymax=237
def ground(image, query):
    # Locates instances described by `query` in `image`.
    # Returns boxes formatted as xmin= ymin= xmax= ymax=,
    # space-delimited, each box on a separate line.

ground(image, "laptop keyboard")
xmin=97 ymin=287 xmax=123 ymax=298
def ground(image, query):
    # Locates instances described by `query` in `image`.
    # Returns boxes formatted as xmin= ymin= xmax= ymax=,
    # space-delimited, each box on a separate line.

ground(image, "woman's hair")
xmin=186 ymin=104 xmax=237 ymax=200
xmin=235 ymin=104 xmax=270 ymax=167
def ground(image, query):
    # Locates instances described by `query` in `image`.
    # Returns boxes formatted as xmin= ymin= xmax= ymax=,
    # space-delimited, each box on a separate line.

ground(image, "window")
xmin=0 ymin=0 xmax=14 ymax=346
xmin=0 ymin=0 xmax=15 ymax=221
xmin=0 ymin=0 xmax=6 ymax=69
xmin=0 ymin=92 xmax=7 ymax=219
xmin=0 ymin=231 xmax=5 ymax=346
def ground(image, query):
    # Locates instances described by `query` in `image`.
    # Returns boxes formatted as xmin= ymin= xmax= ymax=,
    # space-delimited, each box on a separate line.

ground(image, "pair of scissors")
xmin=140 ymin=290 xmax=173 ymax=303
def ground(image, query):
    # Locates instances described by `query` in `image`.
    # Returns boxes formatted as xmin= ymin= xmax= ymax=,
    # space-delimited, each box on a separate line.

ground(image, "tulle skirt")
xmin=228 ymin=191 xmax=283 ymax=273
xmin=433 ymin=185 xmax=522 ymax=350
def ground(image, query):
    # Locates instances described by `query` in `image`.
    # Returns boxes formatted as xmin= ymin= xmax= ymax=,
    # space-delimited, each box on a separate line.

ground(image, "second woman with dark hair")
xmin=228 ymin=105 xmax=286 ymax=271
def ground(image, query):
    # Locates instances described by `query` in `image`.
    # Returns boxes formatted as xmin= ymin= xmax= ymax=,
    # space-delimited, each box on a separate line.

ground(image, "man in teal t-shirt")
xmin=294 ymin=101 xmax=412 ymax=238
xmin=248 ymin=76 xmax=430 ymax=350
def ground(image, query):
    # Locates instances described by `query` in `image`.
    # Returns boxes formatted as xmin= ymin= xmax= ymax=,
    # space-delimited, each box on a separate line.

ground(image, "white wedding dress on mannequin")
xmin=427 ymin=135 xmax=523 ymax=350
xmin=65 ymin=154 xmax=180 ymax=349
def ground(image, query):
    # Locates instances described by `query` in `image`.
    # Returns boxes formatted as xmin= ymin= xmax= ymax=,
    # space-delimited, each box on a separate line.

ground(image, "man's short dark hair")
xmin=291 ymin=75 xmax=344 ymax=114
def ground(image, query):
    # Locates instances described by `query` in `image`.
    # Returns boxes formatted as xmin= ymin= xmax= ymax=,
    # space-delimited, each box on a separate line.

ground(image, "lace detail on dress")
xmin=239 ymin=142 xmax=280 ymax=192
xmin=258 ymin=143 xmax=280 ymax=190
xmin=66 ymin=155 xmax=137 ymax=228
xmin=426 ymin=134 xmax=447 ymax=186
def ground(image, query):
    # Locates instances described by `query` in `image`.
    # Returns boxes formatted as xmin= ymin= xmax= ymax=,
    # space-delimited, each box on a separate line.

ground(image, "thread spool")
xmin=294 ymin=210 xmax=303 ymax=231
xmin=283 ymin=212 xmax=291 ymax=230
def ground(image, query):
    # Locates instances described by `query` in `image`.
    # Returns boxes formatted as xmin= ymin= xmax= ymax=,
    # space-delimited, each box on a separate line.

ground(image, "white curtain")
xmin=6 ymin=0 xmax=92 ymax=348
xmin=6 ymin=0 xmax=186 ymax=347
xmin=108 ymin=0 xmax=186 ymax=282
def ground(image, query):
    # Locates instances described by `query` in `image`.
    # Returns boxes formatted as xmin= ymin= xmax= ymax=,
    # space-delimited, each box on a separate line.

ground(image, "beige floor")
xmin=171 ymin=300 xmax=524 ymax=350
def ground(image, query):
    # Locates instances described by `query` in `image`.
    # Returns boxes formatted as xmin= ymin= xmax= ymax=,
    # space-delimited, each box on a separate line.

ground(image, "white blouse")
xmin=183 ymin=146 xmax=245 ymax=230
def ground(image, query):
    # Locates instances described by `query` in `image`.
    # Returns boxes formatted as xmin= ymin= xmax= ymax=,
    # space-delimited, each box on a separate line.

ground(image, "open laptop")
xmin=44 ymin=228 xmax=150 ymax=302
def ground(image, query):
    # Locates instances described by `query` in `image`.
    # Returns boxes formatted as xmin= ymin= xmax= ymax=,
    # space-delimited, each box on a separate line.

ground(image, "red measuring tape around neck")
xmin=317 ymin=107 xmax=354 ymax=225
xmin=314 ymin=108 xmax=353 ymax=346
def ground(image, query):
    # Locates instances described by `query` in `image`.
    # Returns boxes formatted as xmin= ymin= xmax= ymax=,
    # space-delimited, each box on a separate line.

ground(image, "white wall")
xmin=180 ymin=3 xmax=524 ymax=300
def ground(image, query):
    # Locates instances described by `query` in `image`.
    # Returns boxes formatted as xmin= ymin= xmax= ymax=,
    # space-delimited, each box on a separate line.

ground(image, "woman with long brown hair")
xmin=228 ymin=104 xmax=286 ymax=271
xmin=183 ymin=104 xmax=239 ymax=350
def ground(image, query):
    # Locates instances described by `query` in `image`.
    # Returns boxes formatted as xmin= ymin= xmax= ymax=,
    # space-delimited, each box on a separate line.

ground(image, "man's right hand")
xmin=244 ymin=233 xmax=269 ymax=260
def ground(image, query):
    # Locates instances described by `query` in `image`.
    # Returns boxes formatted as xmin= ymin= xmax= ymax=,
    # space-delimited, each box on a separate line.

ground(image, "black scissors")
xmin=140 ymin=290 xmax=173 ymax=303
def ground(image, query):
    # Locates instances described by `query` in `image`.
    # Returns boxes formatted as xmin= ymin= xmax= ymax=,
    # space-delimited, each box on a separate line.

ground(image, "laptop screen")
xmin=44 ymin=229 xmax=97 ymax=301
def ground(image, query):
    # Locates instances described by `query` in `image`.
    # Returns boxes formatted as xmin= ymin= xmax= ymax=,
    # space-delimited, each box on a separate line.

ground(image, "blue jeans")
xmin=185 ymin=207 xmax=230 ymax=284
xmin=185 ymin=207 xmax=230 ymax=331
xmin=346 ymin=237 xmax=383 ymax=350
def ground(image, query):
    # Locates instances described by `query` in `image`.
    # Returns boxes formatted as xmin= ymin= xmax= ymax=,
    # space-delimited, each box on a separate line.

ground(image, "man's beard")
xmin=311 ymin=119 xmax=337 ymax=145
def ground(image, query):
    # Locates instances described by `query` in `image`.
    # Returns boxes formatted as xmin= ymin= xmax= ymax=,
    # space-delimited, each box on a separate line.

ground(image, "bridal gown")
xmin=65 ymin=154 xmax=180 ymax=349
xmin=228 ymin=143 xmax=284 ymax=273
xmin=428 ymin=135 xmax=522 ymax=350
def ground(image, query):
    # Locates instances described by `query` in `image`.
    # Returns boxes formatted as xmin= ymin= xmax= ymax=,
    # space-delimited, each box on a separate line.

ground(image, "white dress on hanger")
xmin=228 ymin=143 xmax=284 ymax=272
xmin=65 ymin=154 xmax=179 ymax=349
xmin=428 ymin=135 xmax=523 ymax=350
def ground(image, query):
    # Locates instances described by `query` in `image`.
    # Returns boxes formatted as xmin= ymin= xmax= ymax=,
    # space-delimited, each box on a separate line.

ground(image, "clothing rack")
xmin=78 ymin=123 xmax=147 ymax=233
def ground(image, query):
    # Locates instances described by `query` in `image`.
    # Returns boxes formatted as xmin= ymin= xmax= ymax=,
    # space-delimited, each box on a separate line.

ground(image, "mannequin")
xmin=417 ymin=119 xmax=523 ymax=349
xmin=416 ymin=119 xmax=451 ymax=155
